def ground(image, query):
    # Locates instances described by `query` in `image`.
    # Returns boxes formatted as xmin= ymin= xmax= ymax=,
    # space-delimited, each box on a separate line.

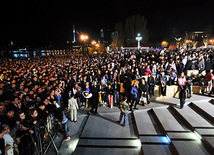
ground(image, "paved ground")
xmin=47 ymin=94 xmax=214 ymax=155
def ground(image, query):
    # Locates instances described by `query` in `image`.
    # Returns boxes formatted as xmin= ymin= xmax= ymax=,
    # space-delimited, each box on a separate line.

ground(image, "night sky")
xmin=0 ymin=0 xmax=213 ymax=47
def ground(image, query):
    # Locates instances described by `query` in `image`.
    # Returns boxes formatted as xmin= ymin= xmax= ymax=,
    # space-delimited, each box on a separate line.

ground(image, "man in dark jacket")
xmin=147 ymin=73 xmax=155 ymax=96
xmin=89 ymin=81 xmax=99 ymax=114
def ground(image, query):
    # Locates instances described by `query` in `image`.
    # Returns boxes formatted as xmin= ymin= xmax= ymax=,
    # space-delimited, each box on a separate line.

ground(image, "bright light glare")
xmin=68 ymin=138 xmax=79 ymax=152
xmin=194 ymin=131 xmax=202 ymax=141
xmin=160 ymin=136 xmax=170 ymax=144
xmin=132 ymin=139 xmax=141 ymax=148
xmin=166 ymin=135 xmax=171 ymax=143
xmin=80 ymin=35 xmax=88 ymax=41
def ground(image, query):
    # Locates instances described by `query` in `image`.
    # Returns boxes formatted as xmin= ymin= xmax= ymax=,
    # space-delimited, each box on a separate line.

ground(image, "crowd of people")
xmin=0 ymin=47 xmax=214 ymax=154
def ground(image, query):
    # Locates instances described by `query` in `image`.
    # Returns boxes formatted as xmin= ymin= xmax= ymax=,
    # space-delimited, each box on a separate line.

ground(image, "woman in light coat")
xmin=68 ymin=95 xmax=79 ymax=122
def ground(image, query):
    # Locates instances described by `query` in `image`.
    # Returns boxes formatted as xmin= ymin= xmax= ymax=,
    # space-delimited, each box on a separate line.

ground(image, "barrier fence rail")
xmin=13 ymin=114 xmax=59 ymax=155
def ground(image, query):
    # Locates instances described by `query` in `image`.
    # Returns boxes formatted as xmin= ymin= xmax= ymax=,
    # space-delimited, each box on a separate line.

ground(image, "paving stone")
xmin=80 ymin=112 xmax=137 ymax=138
xmin=195 ymin=129 xmax=214 ymax=136
xmin=167 ymin=132 xmax=198 ymax=140
xmin=191 ymin=101 xmax=214 ymax=119
xmin=174 ymin=106 xmax=213 ymax=128
xmin=74 ymin=147 xmax=141 ymax=155
xmin=134 ymin=109 xmax=157 ymax=135
xmin=142 ymin=144 xmax=172 ymax=155
xmin=153 ymin=107 xmax=185 ymax=132
xmin=172 ymin=141 xmax=210 ymax=155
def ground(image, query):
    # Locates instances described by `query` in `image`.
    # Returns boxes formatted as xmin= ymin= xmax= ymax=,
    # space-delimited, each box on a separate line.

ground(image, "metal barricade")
xmin=14 ymin=115 xmax=59 ymax=155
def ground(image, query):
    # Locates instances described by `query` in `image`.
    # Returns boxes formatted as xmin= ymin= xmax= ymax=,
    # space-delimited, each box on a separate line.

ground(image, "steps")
xmin=133 ymin=100 xmax=214 ymax=154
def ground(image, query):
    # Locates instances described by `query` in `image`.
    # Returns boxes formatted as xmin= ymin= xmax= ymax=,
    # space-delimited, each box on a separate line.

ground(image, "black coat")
xmin=139 ymin=82 xmax=148 ymax=94
xmin=90 ymin=86 xmax=99 ymax=104
xmin=147 ymin=76 xmax=155 ymax=86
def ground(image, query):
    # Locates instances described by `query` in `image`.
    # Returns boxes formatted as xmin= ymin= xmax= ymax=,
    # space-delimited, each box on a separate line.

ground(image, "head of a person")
xmin=16 ymin=111 xmax=26 ymax=122
xmin=50 ymin=89 xmax=55 ymax=96
xmin=2 ymin=124 xmax=10 ymax=134
xmin=12 ymin=96 xmax=19 ymax=105
xmin=180 ymin=72 xmax=185 ymax=78
xmin=161 ymin=71 xmax=165 ymax=75
xmin=6 ymin=107 xmax=14 ymax=118
xmin=134 ymin=80 xmax=139 ymax=86
xmin=0 ymin=102 xmax=6 ymax=114
xmin=28 ymin=109 xmax=38 ymax=118
xmin=38 ymin=103 xmax=45 ymax=110
xmin=93 ymin=81 xmax=97 ymax=86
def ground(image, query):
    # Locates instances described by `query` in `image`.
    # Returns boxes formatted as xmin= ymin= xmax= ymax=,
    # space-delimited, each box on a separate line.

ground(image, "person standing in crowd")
xmin=83 ymin=82 xmax=90 ymax=108
xmin=130 ymin=80 xmax=139 ymax=111
xmin=89 ymin=81 xmax=99 ymax=114
xmin=124 ymin=77 xmax=132 ymax=106
xmin=0 ymin=125 xmax=7 ymax=155
xmin=68 ymin=94 xmax=79 ymax=122
xmin=107 ymin=84 xmax=114 ymax=108
xmin=118 ymin=96 xmax=129 ymax=127
xmin=205 ymin=70 xmax=214 ymax=94
xmin=169 ymin=69 xmax=177 ymax=86
xmin=198 ymin=58 xmax=205 ymax=73
xmin=2 ymin=124 xmax=14 ymax=155
xmin=100 ymin=80 xmax=108 ymax=106
xmin=178 ymin=72 xmax=186 ymax=90
xmin=139 ymin=78 xmax=150 ymax=106
xmin=56 ymin=107 xmax=70 ymax=141
xmin=16 ymin=120 xmax=35 ymax=155
xmin=179 ymin=88 xmax=186 ymax=109
xmin=158 ymin=71 xmax=167 ymax=96
xmin=147 ymin=73 xmax=155 ymax=97
xmin=112 ymin=80 xmax=120 ymax=106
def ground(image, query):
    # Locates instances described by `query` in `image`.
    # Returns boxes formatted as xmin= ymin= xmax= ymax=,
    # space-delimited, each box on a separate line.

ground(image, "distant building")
xmin=98 ymin=28 xmax=113 ymax=46
xmin=72 ymin=25 xmax=76 ymax=43
xmin=185 ymin=31 xmax=210 ymax=47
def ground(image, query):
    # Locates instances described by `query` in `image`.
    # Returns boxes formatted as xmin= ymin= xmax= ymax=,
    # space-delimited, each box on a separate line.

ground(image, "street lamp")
xmin=80 ymin=34 xmax=88 ymax=55
xmin=209 ymin=39 xmax=214 ymax=45
xmin=91 ymin=40 xmax=96 ymax=45
xmin=81 ymin=35 xmax=88 ymax=41
xmin=136 ymin=33 xmax=142 ymax=49
xmin=161 ymin=41 xmax=168 ymax=48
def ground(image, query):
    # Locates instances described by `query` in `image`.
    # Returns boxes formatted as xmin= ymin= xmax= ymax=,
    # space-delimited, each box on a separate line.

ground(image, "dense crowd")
xmin=0 ymin=48 xmax=214 ymax=155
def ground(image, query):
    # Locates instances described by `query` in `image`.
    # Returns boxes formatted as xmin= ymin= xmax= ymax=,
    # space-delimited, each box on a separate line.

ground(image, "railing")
xmin=14 ymin=114 xmax=59 ymax=155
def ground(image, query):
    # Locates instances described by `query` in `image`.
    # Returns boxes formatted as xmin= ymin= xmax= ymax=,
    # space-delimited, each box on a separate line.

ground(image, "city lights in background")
xmin=80 ymin=34 xmax=88 ymax=41
xmin=136 ymin=33 xmax=142 ymax=49
xmin=161 ymin=41 xmax=168 ymax=48
xmin=209 ymin=39 xmax=214 ymax=45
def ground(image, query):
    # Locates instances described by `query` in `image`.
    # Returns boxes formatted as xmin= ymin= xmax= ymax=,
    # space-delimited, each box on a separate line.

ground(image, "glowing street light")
xmin=92 ymin=40 xmax=96 ymax=45
xmin=209 ymin=39 xmax=214 ymax=45
xmin=161 ymin=41 xmax=168 ymax=48
xmin=136 ymin=33 xmax=142 ymax=49
xmin=80 ymin=34 xmax=89 ymax=55
xmin=80 ymin=35 xmax=88 ymax=41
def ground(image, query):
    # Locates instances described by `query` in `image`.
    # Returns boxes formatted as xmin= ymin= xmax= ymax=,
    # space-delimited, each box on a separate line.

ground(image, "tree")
xmin=114 ymin=14 xmax=149 ymax=47
xmin=88 ymin=43 xmax=106 ymax=55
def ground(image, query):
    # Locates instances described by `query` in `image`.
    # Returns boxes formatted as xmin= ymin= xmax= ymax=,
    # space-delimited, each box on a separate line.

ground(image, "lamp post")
xmin=136 ymin=33 xmax=142 ymax=50
xmin=80 ymin=34 xmax=88 ymax=55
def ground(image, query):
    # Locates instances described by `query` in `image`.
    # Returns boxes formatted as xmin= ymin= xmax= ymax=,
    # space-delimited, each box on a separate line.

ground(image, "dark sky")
xmin=0 ymin=0 xmax=213 ymax=47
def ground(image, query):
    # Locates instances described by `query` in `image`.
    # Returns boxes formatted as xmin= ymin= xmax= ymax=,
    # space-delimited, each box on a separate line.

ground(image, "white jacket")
xmin=3 ymin=134 xmax=14 ymax=155
xmin=68 ymin=98 xmax=79 ymax=110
